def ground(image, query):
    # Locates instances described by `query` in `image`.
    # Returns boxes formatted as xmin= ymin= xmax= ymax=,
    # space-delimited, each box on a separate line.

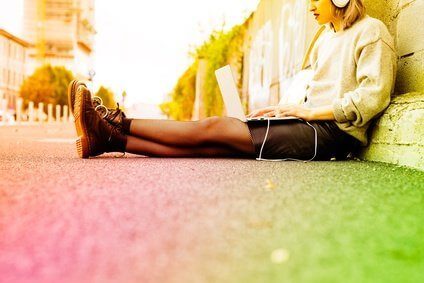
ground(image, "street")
xmin=1 ymin=124 xmax=423 ymax=283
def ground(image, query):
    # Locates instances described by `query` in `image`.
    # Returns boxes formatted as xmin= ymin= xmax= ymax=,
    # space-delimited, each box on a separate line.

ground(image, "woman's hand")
xmin=246 ymin=106 xmax=279 ymax=118
xmin=247 ymin=104 xmax=314 ymax=121
xmin=273 ymin=104 xmax=314 ymax=121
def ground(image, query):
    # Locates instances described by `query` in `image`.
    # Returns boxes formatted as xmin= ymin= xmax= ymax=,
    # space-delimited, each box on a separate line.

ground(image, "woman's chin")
xmin=315 ymin=19 xmax=328 ymax=25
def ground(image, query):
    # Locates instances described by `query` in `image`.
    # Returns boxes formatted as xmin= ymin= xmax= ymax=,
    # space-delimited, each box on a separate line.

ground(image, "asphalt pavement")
xmin=1 ymin=123 xmax=423 ymax=283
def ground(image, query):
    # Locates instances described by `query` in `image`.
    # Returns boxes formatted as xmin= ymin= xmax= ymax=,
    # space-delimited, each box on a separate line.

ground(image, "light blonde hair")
xmin=332 ymin=0 xmax=366 ymax=30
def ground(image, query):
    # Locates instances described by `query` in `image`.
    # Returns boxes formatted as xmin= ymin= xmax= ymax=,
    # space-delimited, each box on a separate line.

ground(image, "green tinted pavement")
xmin=215 ymin=161 xmax=424 ymax=283
xmin=1 ymin=125 xmax=423 ymax=282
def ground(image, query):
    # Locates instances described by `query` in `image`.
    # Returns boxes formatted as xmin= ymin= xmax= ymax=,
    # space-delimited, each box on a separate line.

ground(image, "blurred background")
xmin=0 ymin=0 xmax=259 ymax=119
xmin=1 ymin=0 xmax=421 ymax=145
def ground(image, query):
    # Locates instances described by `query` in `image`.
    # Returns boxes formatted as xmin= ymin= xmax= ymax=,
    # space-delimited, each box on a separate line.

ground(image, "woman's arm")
xmin=332 ymin=39 xmax=396 ymax=127
xmin=309 ymin=105 xmax=336 ymax=121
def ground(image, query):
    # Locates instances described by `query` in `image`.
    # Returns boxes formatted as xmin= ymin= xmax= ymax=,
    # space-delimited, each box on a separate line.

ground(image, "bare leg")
xmin=128 ymin=116 xmax=255 ymax=153
xmin=125 ymin=135 xmax=254 ymax=158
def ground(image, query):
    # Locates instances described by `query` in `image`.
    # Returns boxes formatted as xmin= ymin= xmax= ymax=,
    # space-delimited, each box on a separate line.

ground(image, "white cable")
xmin=256 ymin=118 xmax=318 ymax=162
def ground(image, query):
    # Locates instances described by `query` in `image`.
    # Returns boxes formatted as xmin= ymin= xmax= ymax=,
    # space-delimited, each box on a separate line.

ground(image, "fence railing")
xmin=0 ymin=97 xmax=73 ymax=126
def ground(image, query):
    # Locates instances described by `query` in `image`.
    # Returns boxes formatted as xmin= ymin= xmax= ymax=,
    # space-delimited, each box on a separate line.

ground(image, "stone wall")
xmin=242 ymin=0 xmax=423 ymax=170
xmin=361 ymin=0 xmax=423 ymax=170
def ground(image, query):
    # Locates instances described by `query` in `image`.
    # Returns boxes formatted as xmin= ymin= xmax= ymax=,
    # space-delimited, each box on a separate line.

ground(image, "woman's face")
xmin=309 ymin=0 xmax=336 ymax=25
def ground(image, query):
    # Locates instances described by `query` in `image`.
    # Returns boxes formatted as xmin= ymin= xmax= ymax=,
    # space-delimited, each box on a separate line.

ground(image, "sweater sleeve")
xmin=332 ymin=38 xmax=395 ymax=127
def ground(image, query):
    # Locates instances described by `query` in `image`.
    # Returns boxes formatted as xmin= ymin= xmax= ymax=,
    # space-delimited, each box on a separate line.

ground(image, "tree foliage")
xmin=196 ymin=24 xmax=246 ymax=117
xmin=94 ymin=86 xmax=116 ymax=108
xmin=160 ymin=23 xmax=247 ymax=120
xmin=160 ymin=63 xmax=197 ymax=121
xmin=20 ymin=65 xmax=74 ymax=108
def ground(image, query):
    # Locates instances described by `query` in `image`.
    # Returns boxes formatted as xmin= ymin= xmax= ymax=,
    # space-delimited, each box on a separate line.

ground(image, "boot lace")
xmin=105 ymin=103 xmax=125 ymax=127
xmin=107 ymin=117 xmax=126 ymax=158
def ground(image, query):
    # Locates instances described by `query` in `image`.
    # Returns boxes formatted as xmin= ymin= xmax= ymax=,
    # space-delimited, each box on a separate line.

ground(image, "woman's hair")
xmin=332 ymin=0 xmax=366 ymax=30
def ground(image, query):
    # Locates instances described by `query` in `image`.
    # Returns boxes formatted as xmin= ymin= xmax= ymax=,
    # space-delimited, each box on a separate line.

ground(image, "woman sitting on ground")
xmin=69 ymin=0 xmax=396 ymax=160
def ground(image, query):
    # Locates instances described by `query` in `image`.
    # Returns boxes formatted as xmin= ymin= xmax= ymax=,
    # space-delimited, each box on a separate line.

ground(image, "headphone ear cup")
xmin=332 ymin=0 xmax=350 ymax=8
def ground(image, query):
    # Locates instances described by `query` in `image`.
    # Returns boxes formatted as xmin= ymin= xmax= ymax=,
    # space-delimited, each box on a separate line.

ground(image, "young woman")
xmin=69 ymin=0 xmax=397 ymax=160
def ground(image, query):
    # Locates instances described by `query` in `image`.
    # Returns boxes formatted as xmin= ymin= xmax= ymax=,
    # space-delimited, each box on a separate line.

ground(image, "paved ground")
xmin=1 ymin=124 xmax=423 ymax=283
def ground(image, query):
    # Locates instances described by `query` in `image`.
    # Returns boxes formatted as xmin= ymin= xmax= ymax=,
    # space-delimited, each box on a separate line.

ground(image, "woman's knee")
xmin=198 ymin=116 xmax=226 ymax=143
xmin=200 ymin=116 xmax=223 ymax=129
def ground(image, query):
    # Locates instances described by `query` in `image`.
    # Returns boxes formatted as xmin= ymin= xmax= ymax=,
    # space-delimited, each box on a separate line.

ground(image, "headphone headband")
xmin=332 ymin=0 xmax=350 ymax=8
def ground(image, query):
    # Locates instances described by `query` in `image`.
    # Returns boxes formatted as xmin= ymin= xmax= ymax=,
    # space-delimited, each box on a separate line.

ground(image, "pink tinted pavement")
xmin=2 ymin=124 xmax=424 ymax=283
xmin=0 ymin=124 xmax=275 ymax=283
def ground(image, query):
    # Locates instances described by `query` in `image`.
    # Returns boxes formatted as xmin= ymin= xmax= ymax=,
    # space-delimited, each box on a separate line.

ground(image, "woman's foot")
xmin=98 ymin=103 xmax=127 ymax=130
xmin=68 ymin=80 xmax=87 ymax=115
xmin=68 ymin=80 xmax=128 ymax=132
xmin=73 ymin=85 xmax=127 ymax=158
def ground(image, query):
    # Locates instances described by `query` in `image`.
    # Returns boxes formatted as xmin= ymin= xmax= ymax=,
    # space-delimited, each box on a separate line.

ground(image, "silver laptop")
xmin=215 ymin=65 xmax=298 ymax=122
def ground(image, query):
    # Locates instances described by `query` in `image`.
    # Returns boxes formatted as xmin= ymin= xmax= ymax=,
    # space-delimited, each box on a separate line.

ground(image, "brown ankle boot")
xmin=68 ymin=80 xmax=129 ymax=134
xmin=98 ymin=103 xmax=127 ymax=131
xmin=68 ymin=80 xmax=87 ymax=115
xmin=74 ymin=85 xmax=127 ymax=159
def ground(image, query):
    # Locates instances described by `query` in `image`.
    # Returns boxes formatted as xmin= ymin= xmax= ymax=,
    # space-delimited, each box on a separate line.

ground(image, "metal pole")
xmin=63 ymin=105 xmax=69 ymax=123
xmin=56 ymin=105 xmax=61 ymax=123
xmin=48 ymin=103 xmax=53 ymax=123
xmin=29 ymin=101 xmax=35 ymax=123
xmin=0 ymin=97 xmax=6 ymax=125
xmin=16 ymin=98 xmax=23 ymax=124
xmin=38 ymin=102 xmax=44 ymax=124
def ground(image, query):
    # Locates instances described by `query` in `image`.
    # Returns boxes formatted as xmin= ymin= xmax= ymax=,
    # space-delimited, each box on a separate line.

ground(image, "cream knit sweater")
xmin=305 ymin=15 xmax=397 ymax=146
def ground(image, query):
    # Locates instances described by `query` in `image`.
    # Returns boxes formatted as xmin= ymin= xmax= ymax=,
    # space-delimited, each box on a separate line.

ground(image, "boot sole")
xmin=76 ymin=136 xmax=89 ymax=159
xmin=74 ymin=85 xmax=90 ymax=159
xmin=67 ymin=80 xmax=87 ymax=116
xmin=67 ymin=80 xmax=78 ymax=115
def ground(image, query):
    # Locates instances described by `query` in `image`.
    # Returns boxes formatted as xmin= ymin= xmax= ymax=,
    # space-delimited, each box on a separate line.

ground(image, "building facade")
xmin=23 ymin=0 xmax=96 ymax=79
xmin=0 ymin=29 xmax=30 ymax=110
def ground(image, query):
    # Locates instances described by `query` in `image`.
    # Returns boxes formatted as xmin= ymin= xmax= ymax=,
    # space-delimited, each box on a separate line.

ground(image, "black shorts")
xmin=246 ymin=119 xmax=360 ymax=161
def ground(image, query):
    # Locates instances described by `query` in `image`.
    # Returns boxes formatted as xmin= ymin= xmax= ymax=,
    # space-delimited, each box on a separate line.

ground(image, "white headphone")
xmin=332 ymin=0 xmax=350 ymax=8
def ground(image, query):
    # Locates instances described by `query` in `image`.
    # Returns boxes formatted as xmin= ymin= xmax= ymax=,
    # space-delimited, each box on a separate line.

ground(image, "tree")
xmin=160 ymin=63 xmax=197 ymax=121
xmin=121 ymin=90 xmax=127 ymax=111
xmin=122 ymin=90 xmax=127 ymax=104
xmin=20 ymin=65 xmax=74 ymax=108
xmin=195 ymin=24 xmax=247 ymax=117
xmin=160 ymin=23 xmax=247 ymax=120
xmin=94 ymin=86 xmax=116 ymax=108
